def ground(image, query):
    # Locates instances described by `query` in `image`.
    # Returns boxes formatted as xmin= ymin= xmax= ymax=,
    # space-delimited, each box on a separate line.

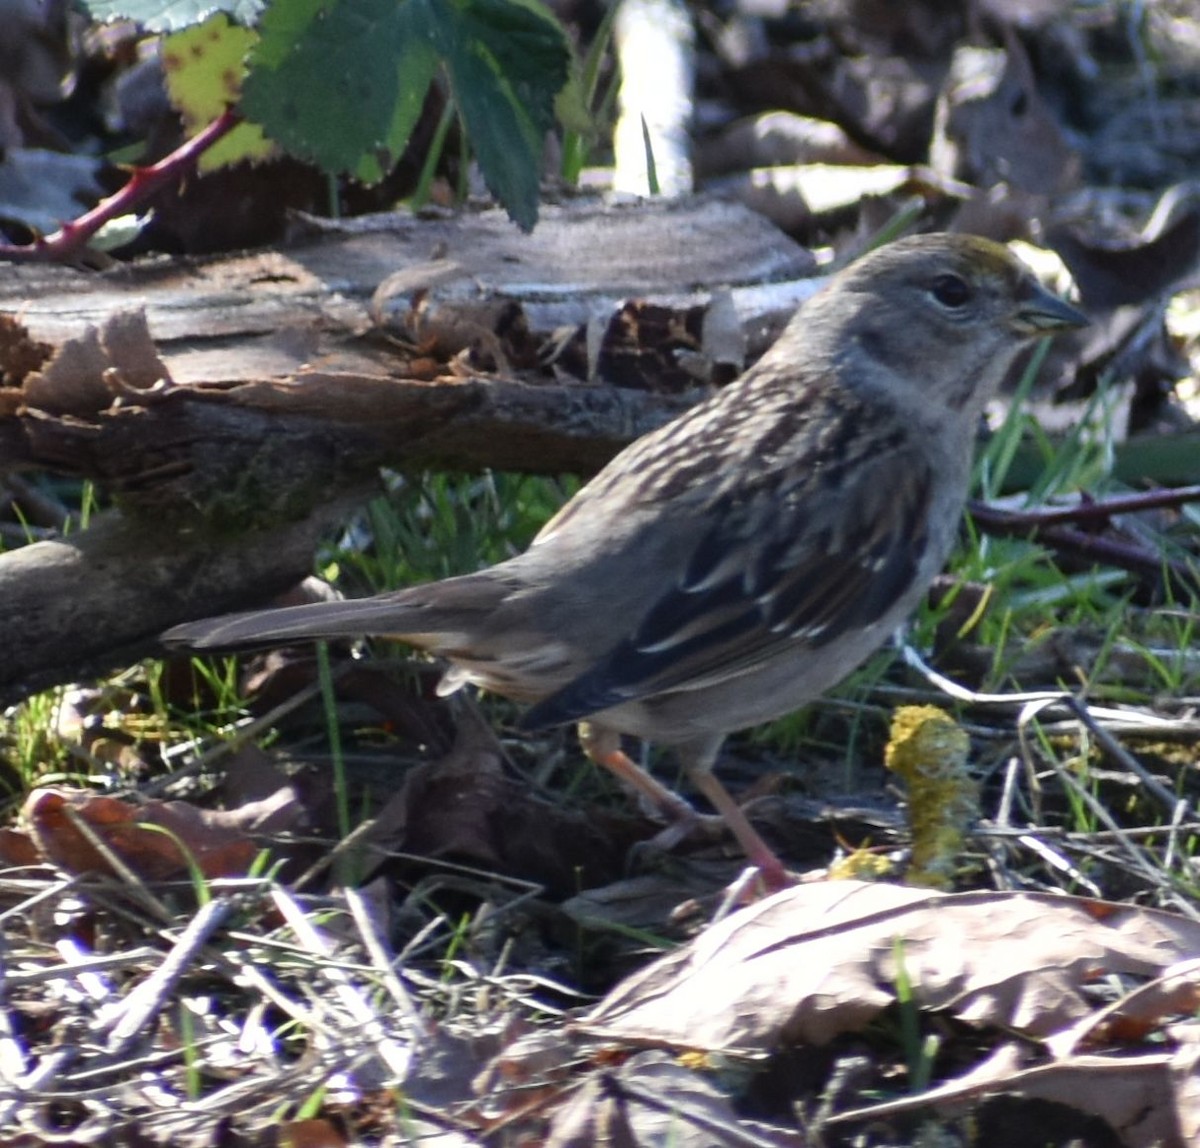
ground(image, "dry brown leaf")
xmin=0 ymin=312 xmax=52 ymax=386
xmin=697 ymin=111 xmax=885 ymax=177
xmin=1170 ymin=1035 xmax=1200 ymax=1146
xmin=20 ymin=785 xmax=300 ymax=880
xmin=930 ymin=34 xmax=1080 ymax=195
xmin=22 ymin=323 xmax=112 ymax=415
xmin=0 ymin=825 xmax=40 ymax=866
xmin=97 ymin=308 xmax=171 ymax=391
xmin=277 ymin=1118 xmax=350 ymax=1148
xmin=1049 ymin=186 xmax=1200 ymax=310
xmin=830 ymin=1043 xmax=1195 ymax=1148
xmin=369 ymin=710 xmax=637 ymax=896
xmin=1046 ymin=956 xmax=1200 ymax=1057
xmin=594 ymin=300 xmax=710 ymax=393
xmin=562 ymin=868 xmax=746 ymax=933
xmin=546 ymin=1051 xmax=791 ymax=1148
xmin=579 ymin=882 xmax=1200 ymax=1051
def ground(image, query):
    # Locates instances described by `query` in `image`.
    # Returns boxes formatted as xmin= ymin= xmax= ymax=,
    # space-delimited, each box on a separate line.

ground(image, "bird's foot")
xmin=686 ymin=767 xmax=794 ymax=892
xmin=633 ymin=806 xmax=795 ymax=896
xmin=580 ymin=726 xmax=795 ymax=893
xmin=713 ymin=863 xmax=791 ymax=917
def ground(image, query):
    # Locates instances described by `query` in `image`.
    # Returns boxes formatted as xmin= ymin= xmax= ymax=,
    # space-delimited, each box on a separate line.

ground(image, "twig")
xmin=1061 ymin=695 xmax=1189 ymax=822
xmin=147 ymin=669 xmax=344 ymax=799
xmin=102 ymin=897 xmax=236 ymax=1057
xmin=0 ymin=110 xmax=241 ymax=264
xmin=969 ymin=484 xmax=1200 ymax=528
xmin=271 ymin=886 xmax=414 ymax=1080
xmin=968 ymin=488 xmax=1200 ymax=593
xmin=1016 ymin=697 xmax=1200 ymax=921
xmin=344 ymin=886 xmax=420 ymax=1020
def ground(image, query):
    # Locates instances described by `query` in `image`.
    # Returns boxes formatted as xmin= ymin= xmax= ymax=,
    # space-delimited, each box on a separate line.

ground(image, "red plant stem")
xmin=969 ymin=484 xmax=1200 ymax=530
xmin=0 ymin=108 xmax=243 ymax=264
xmin=970 ymin=489 xmax=1200 ymax=594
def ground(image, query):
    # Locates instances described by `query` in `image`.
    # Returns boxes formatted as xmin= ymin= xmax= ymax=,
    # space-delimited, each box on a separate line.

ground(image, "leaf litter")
xmin=5 ymin=2 xmax=1200 ymax=1146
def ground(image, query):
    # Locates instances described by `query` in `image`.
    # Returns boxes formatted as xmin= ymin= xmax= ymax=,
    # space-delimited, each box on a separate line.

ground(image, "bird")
xmin=163 ymin=233 xmax=1086 ymax=889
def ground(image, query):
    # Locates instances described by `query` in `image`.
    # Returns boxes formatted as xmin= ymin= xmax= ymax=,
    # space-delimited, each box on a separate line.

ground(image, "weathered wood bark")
xmin=0 ymin=197 xmax=819 ymax=700
xmin=1 ymin=198 xmax=821 ymax=508
xmin=0 ymin=493 xmax=372 ymax=708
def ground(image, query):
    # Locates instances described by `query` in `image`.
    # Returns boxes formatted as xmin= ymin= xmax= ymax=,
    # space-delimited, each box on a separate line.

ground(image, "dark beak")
xmin=1012 ymin=278 xmax=1088 ymax=335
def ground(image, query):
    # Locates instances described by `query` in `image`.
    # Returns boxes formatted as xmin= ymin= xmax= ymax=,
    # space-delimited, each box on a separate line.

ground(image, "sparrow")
xmin=164 ymin=233 xmax=1086 ymax=888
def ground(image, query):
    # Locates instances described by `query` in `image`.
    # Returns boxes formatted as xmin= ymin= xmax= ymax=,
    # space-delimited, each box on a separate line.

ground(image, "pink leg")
xmin=581 ymin=723 xmax=793 ymax=891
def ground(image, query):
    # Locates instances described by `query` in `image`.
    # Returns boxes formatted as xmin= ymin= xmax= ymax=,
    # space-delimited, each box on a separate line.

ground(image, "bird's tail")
xmin=162 ymin=576 xmax=502 ymax=653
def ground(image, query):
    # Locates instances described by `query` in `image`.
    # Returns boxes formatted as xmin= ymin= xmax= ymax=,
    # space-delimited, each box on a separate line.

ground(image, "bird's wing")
xmin=521 ymin=439 xmax=935 ymax=730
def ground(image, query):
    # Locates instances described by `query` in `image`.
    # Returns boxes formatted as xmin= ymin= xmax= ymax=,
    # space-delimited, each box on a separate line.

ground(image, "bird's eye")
xmin=930 ymin=274 xmax=972 ymax=309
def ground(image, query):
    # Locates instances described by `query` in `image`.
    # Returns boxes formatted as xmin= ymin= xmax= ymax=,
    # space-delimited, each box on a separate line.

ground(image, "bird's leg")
xmin=679 ymin=738 xmax=793 ymax=892
xmin=578 ymin=721 xmax=699 ymax=824
xmin=581 ymin=723 xmax=793 ymax=892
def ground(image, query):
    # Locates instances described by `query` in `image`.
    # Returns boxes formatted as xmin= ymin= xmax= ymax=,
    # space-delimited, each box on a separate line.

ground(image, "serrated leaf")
xmin=238 ymin=0 xmax=567 ymax=223
xmin=414 ymin=0 xmax=569 ymax=229
xmin=354 ymin=35 xmax=439 ymax=182
xmin=456 ymin=0 xmax=567 ymax=138
xmin=383 ymin=16 xmax=441 ymax=165
xmin=451 ymin=48 xmax=542 ymax=230
xmin=164 ymin=15 xmax=254 ymax=122
xmin=241 ymin=0 xmax=413 ymax=175
xmin=162 ymin=14 xmax=275 ymax=170
xmin=199 ymin=121 xmax=276 ymax=170
xmin=83 ymin=0 xmax=263 ymax=33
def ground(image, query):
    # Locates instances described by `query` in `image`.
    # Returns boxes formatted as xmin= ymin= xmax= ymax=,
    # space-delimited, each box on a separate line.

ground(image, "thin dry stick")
xmin=0 ymin=873 xmax=78 ymax=928
xmin=902 ymin=642 xmax=1200 ymax=736
xmin=291 ymin=815 xmax=383 ymax=892
xmin=1063 ymin=694 xmax=1195 ymax=884
xmin=344 ymin=886 xmax=420 ymax=1020
xmin=1017 ymin=699 xmax=1200 ymax=921
xmin=270 ymin=886 xmax=413 ymax=1080
xmin=978 ymin=823 xmax=1200 ymax=843
xmin=1063 ymin=695 xmax=1191 ymax=820
xmin=990 ymin=752 xmax=1101 ymax=894
xmin=59 ymin=804 xmax=172 ymax=922
xmin=1012 ymin=833 xmax=1103 ymax=896
xmin=4 ymin=948 xmax=162 ymax=987
xmin=103 ymin=897 xmax=236 ymax=1057
xmin=599 ymin=1070 xmax=791 ymax=1148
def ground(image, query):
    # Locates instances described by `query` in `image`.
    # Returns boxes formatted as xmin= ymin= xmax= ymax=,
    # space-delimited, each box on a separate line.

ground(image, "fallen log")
xmin=0 ymin=197 xmax=818 ymax=699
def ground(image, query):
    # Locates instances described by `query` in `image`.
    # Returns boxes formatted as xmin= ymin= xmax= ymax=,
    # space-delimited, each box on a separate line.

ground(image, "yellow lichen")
xmin=885 ymin=705 xmax=978 ymax=889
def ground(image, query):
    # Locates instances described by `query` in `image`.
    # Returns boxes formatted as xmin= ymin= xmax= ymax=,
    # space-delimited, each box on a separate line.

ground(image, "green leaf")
xmin=228 ymin=0 xmax=566 ymax=224
xmin=162 ymin=14 xmax=275 ymax=170
xmin=354 ymin=37 xmax=439 ymax=182
xmin=83 ymin=0 xmax=263 ymax=33
xmin=242 ymin=0 xmax=412 ymax=174
xmin=415 ymin=0 xmax=569 ymax=230
xmin=380 ymin=8 xmax=442 ymax=172
xmin=457 ymin=0 xmax=567 ymax=138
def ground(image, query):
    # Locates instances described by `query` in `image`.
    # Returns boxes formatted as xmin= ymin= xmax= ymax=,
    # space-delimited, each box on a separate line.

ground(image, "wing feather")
xmin=522 ymin=442 xmax=934 ymax=730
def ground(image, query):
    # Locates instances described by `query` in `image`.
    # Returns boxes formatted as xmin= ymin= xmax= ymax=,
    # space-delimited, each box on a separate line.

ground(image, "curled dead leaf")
xmin=19 ymin=785 xmax=299 ymax=880
xmin=580 ymin=882 xmax=1200 ymax=1051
